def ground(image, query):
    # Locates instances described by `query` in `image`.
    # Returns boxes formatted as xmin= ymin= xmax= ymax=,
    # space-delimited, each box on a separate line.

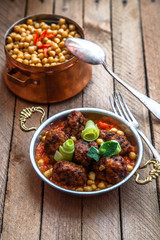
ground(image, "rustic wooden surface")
xmin=0 ymin=0 xmax=160 ymax=239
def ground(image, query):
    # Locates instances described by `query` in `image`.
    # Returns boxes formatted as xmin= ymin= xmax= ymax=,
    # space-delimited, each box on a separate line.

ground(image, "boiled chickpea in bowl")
xmin=6 ymin=18 xmax=81 ymax=67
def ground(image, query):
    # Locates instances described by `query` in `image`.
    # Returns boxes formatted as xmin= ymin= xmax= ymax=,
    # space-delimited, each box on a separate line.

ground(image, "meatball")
xmin=64 ymin=111 xmax=87 ymax=139
xmin=52 ymin=160 xmax=87 ymax=187
xmin=93 ymin=156 xmax=127 ymax=184
xmin=99 ymin=130 xmax=131 ymax=155
xmin=44 ymin=129 xmax=68 ymax=162
xmin=74 ymin=139 xmax=98 ymax=168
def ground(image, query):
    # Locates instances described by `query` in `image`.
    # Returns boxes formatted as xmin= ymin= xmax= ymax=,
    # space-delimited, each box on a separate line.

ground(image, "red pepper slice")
xmin=45 ymin=33 xmax=56 ymax=38
xmin=34 ymin=30 xmax=39 ymax=45
xmin=37 ymin=30 xmax=47 ymax=42
xmin=97 ymin=121 xmax=109 ymax=129
xmin=44 ymin=47 xmax=48 ymax=57
xmin=38 ymin=43 xmax=52 ymax=49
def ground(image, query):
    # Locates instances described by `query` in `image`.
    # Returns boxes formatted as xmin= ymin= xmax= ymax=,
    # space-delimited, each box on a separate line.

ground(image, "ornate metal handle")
xmin=135 ymin=159 xmax=160 ymax=184
xmin=19 ymin=106 xmax=45 ymax=131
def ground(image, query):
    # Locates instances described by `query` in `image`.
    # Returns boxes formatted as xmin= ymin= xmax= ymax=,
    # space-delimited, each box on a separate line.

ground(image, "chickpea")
xmin=7 ymin=36 xmax=12 ymax=43
xmin=129 ymin=152 xmax=137 ymax=160
xmin=19 ymin=42 xmax=24 ymax=48
xmin=19 ymin=27 xmax=25 ymax=33
xmin=12 ymin=54 xmax=17 ymax=59
xmin=52 ymin=42 xmax=59 ymax=50
xmin=70 ymin=136 xmax=77 ymax=142
xmin=65 ymin=54 xmax=72 ymax=60
xmin=36 ymin=63 xmax=42 ymax=67
xmin=48 ymin=50 xmax=56 ymax=57
xmin=110 ymin=128 xmax=118 ymax=133
xmin=51 ymin=62 xmax=57 ymax=66
xmin=96 ymin=138 xmax=104 ymax=145
xmin=21 ymin=37 xmax=26 ymax=42
xmin=117 ymin=130 xmax=124 ymax=136
xmin=31 ymin=57 xmax=40 ymax=64
xmin=75 ymin=33 xmax=81 ymax=38
xmin=44 ymin=168 xmax=53 ymax=178
xmin=23 ymin=59 xmax=29 ymax=65
xmin=38 ymin=49 xmax=44 ymax=53
xmin=62 ymin=31 xmax=68 ymax=38
xmin=27 ymin=25 xmax=34 ymax=33
xmin=47 ymin=29 xmax=53 ymax=34
xmin=38 ymin=53 xmax=44 ymax=59
xmin=16 ymin=58 xmax=23 ymax=63
xmin=24 ymin=53 xmax=31 ymax=60
xmin=10 ymin=32 xmax=17 ymax=39
xmin=87 ymin=180 xmax=95 ymax=185
xmin=42 ymin=37 xmax=48 ymax=44
xmin=127 ymin=165 xmax=133 ymax=172
xmin=44 ymin=63 xmax=50 ymax=67
xmin=25 ymin=35 xmax=33 ymax=42
xmin=36 ymin=41 xmax=43 ymax=47
xmin=76 ymin=187 xmax=83 ymax=192
xmin=68 ymin=34 xmax=73 ymax=38
xmin=59 ymin=41 xmax=65 ymax=48
xmin=42 ymin=58 xmax=48 ymax=65
xmin=48 ymin=57 xmax=54 ymax=63
xmin=56 ymin=25 xmax=60 ymax=30
xmin=46 ymin=39 xmax=52 ymax=44
xmin=91 ymin=184 xmax=97 ymax=191
xmin=98 ymin=182 xmax=106 ymax=189
xmin=51 ymin=23 xmax=57 ymax=30
xmin=53 ymin=30 xmax=58 ymax=35
xmin=88 ymin=172 xmax=96 ymax=181
xmin=59 ymin=55 xmax=65 ymax=63
xmin=55 ymin=48 xmax=61 ymax=54
xmin=59 ymin=18 xmax=66 ymax=25
xmin=21 ymin=24 xmax=28 ymax=29
xmin=13 ymin=44 xmax=19 ymax=49
xmin=23 ymin=42 xmax=29 ymax=48
xmin=27 ymin=19 xmax=33 ymax=25
xmin=54 ymin=38 xmax=60 ymax=44
xmin=62 ymin=50 xmax=68 ymax=55
xmin=84 ymin=186 xmax=92 ymax=192
xmin=21 ymin=32 xmax=26 ymax=37
xmin=61 ymin=24 xmax=67 ymax=30
xmin=69 ymin=31 xmax=76 ymax=37
xmin=17 ymin=51 xmax=24 ymax=59
xmin=28 ymin=46 xmax=35 ymax=54
xmin=13 ymin=48 xmax=19 ymax=54
xmin=14 ymin=25 xmax=20 ymax=33
xmin=34 ymin=23 xmax=40 ymax=29
xmin=58 ymin=52 xmax=63 ymax=58
xmin=6 ymin=44 xmax=13 ymax=51
xmin=58 ymin=28 xmax=64 ymax=34
xmin=56 ymin=34 xmax=62 ymax=40
xmin=69 ymin=24 xmax=76 ymax=31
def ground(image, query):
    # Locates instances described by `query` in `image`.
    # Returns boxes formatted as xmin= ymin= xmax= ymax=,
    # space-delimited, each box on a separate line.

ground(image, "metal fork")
xmin=109 ymin=93 xmax=160 ymax=161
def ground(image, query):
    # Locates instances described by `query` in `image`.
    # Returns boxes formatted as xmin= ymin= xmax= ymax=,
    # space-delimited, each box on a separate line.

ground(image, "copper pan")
xmin=4 ymin=14 xmax=92 ymax=103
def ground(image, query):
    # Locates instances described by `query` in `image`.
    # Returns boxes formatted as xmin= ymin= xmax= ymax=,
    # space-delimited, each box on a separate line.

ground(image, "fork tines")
xmin=109 ymin=93 xmax=137 ymax=123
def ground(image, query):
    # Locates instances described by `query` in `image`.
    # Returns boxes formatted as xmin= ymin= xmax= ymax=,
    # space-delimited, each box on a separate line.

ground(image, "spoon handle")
xmin=103 ymin=62 xmax=160 ymax=120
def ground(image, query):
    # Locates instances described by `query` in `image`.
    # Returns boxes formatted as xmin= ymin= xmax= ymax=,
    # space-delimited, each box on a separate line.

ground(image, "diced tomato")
xmin=43 ymin=155 xmax=50 ymax=164
xmin=130 ymin=145 xmax=136 ymax=152
xmin=36 ymin=144 xmax=45 ymax=155
xmin=97 ymin=121 xmax=109 ymax=129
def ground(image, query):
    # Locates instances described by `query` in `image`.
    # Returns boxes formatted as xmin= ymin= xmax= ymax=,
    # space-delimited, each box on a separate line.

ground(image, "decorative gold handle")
xmin=135 ymin=159 xmax=160 ymax=184
xmin=19 ymin=107 xmax=45 ymax=131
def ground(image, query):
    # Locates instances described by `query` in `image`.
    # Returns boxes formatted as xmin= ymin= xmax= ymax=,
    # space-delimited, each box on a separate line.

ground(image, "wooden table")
xmin=0 ymin=0 xmax=160 ymax=239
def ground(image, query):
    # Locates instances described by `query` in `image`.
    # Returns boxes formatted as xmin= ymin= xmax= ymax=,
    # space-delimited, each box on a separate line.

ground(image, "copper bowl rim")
xmin=29 ymin=108 xmax=143 ymax=196
xmin=4 ymin=13 xmax=84 ymax=72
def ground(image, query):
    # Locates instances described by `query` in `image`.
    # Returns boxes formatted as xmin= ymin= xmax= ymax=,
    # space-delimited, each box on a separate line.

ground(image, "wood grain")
xmin=140 ymin=0 xmax=160 ymax=201
xmin=0 ymin=0 xmax=26 ymax=235
xmin=82 ymin=1 xmax=121 ymax=240
xmin=40 ymin=1 xmax=83 ymax=240
xmin=112 ymin=1 xmax=160 ymax=239
xmin=1 ymin=0 xmax=51 ymax=239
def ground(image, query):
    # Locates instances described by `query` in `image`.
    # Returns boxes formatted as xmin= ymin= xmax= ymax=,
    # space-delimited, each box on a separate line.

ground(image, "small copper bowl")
xmin=4 ymin=14 xmax=92 ymax=103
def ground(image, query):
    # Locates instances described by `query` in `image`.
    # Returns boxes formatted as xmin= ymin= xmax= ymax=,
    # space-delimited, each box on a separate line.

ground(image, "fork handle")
xmin=137 ymin=129 xmax=160 ymax=161
xmin=103 ymin=63 xmax=160 ymax=120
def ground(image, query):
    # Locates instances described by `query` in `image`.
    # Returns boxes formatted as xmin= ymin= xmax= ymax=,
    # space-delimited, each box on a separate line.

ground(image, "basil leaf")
xmin=99 ymin=140 xmax=121 ymax=157
xmin=87 ymin=146 xmax=100 ymax=162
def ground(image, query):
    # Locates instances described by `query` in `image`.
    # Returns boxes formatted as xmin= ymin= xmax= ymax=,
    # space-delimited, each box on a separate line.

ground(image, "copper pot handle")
xmin=20 ymin=107 xmax=45 ymax=131
xmin=7 ymin=68 xmax=39 ymax=87
xmin=135 ymin=159 xmax=160 ymax=184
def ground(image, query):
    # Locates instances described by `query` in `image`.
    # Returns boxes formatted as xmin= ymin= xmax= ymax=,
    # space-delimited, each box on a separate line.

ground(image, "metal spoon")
xmin=65 ymin=38 xmax=160 ymax=120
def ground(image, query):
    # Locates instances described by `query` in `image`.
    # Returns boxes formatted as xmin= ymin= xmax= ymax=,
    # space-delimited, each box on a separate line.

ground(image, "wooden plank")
xmin=0 ymin=0 xmax=26 ymax=234
xmin=1 ymin=0 xmax=53 ymax=239
xmin=40 ymin=1 xmax=83 ymax=240
xmin=112 ymin=1 xmax=160 ymax=239
xmin=82 ymin=1 xmax=121 ymax=240
xmin=140 ymin=0 xmax=160 ymax=201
